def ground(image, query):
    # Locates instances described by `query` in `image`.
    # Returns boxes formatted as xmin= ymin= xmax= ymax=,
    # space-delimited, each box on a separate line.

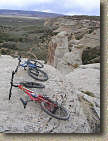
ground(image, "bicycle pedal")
xmin=20 ymin=98 xmax=27 ymax=109
xmin=24 ymin=66 xmax=27 ymax=70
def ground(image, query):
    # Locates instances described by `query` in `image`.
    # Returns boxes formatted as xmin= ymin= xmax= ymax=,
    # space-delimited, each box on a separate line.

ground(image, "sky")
xmin=0 ymin=0 xmax=100 ymax=16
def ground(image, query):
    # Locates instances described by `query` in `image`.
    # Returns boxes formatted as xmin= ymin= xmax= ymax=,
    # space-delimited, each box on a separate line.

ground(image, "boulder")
xmin=65 ymin=63 xmax=100 ymax=132
xmin=66 ymin=63 xmax=100 ymax=98
xmin=79 ymin=29 xmax=100 ymax=48
xmin=0 ymin=55 xmax=100 ymax=133
xmin=57 ymin=47 xmax=83 ymax=74
xmin=48 ymin=31 xmax=69 ymax=68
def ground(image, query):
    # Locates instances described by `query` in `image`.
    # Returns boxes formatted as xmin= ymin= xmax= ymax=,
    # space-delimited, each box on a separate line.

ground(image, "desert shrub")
xmin=82 ymin=46 xmax=100 ymax=64
xmin=2 ymin=41 xmax=17 ymax=50
xmin=88 ymin=28 xmax=94 ymax=34
xmin=0 ymin=33 xmax=20 ymax=42
xmin=0 ymin=33 xmax=9 ymax=42
xmin=0 ymin=49 xmax=10 ymax=55
xmin=0 ymin=40 xmax=4 ymax=43
xmin=81 ymin=90 xmax=95 ymax=97
xmin=19 ymin=37 xmax=24 ymax=42
xmin=75 ymin=33 xmax=84 ymax=40
xmin=32 ymin=46 xmax=48 ymax=63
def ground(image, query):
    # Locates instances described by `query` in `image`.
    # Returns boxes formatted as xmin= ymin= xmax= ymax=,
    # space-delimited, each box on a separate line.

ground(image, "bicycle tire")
xmin=28 ymin=67 xmax=48 ymax=81
xmin=20 ymin=81 xmax=45 ymax=88
xmin=40 ymin=98 xmax=70 ymax=120
xmin=28 ymin=59 xmax=44 ymax=68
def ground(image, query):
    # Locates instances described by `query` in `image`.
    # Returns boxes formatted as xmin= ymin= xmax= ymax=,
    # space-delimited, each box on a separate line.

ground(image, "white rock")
xmin=0 ymin=56 xmax=100 ymax=133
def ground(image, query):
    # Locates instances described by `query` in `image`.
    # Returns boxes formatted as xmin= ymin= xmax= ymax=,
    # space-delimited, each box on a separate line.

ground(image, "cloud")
xmin=40 ymin=9 xmax=53 ymax=13
xmin=34 ymin=9 xmax=54 ymax=13
xmin=59 ymin=0 xmax=100 ymax=16
xmin=62 ymin=0 xmax=100 ymax=11
xmin=0 ymin=0 xmax=54 ymax=9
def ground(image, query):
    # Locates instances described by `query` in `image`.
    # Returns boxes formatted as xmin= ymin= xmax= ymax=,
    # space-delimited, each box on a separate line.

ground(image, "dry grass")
xmin=79 ymin=96 xmax=100 ymax=133
xmin=81 ymin=90 xmax=95 ymax=97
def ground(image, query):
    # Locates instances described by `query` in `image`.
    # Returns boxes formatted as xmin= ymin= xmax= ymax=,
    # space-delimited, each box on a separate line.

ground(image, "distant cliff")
xmin=0 ymin=9 xmax=63 ymax=18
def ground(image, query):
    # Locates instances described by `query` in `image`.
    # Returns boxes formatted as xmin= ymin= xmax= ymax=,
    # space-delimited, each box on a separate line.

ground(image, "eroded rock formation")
xmin=47 ymin=16 xmax=100 ymax=74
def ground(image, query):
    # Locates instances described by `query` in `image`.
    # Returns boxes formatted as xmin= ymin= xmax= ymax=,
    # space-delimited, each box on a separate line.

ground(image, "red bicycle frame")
xmin=18 ymin=84 xmax=56 ymax=107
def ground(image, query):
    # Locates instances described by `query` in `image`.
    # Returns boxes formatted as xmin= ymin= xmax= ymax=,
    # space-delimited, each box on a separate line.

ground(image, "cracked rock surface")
xmin=0 ymin=55 xmax=100 ymax=133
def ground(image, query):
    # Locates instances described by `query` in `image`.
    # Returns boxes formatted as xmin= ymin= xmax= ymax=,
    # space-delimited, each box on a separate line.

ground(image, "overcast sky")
xmin=0 ymin=0 xmax=100 ymax=16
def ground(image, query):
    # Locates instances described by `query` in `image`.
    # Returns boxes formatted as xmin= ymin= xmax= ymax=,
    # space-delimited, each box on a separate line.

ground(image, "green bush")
xmin=2 ymin=41 xmax=17 ymax=50
xmin=1 ymin=49 xmax=9 ymax=55
xmin=82 ymin=46 xmax=100 ymax=64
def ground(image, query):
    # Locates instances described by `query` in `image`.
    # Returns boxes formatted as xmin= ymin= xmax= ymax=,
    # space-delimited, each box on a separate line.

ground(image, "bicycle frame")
xmin=20 ymin=60 xmax=37 ymax=69
xmin=20 ymin=57 xmax=43 ymax=69
xmin=18 ymin=84 xmax=53 ymax=104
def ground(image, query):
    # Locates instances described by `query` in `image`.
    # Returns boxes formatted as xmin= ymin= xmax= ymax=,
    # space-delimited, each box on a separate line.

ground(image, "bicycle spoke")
xmin=41 ymin=100 xmax=69 ymax=120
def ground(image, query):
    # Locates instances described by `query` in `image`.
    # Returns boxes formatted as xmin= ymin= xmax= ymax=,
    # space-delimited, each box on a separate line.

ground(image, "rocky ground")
xmin=0 ymin=55 xmax=100 ymax=133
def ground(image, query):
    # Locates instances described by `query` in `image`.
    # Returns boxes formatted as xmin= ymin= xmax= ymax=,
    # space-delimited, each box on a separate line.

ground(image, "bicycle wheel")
xmin=40 ymin=98 xmax=70 ymax=120
xmin=20 ymin=81 xmax=45 ymax=88
xmin=28 ymin=59 xmax=44 ymax=68
xmin=28 ymin=67 xmax=48 ymax=81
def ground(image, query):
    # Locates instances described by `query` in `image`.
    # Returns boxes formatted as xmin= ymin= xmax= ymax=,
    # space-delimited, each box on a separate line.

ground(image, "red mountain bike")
xmin=9 ymin=60 xmax=70 ymax=120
